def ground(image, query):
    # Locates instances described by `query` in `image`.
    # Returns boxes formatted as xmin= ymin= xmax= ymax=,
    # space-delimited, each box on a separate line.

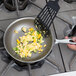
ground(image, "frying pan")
xmin=2 ymin=17 xmax=76 ymax=64
xmin=3 ymin=17 xmax=53 ymax=64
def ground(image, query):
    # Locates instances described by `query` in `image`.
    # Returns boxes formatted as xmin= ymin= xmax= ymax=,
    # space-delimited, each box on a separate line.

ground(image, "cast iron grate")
xmin=0 ymin=49 xmax=44 ymax=71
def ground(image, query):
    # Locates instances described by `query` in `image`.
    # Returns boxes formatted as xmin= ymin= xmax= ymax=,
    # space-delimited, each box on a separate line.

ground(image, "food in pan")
xmin=13 ymin=27 xmax=46 ymax=58
xmin=14 ymin=30 xmax=18 ymax=34
xmin=22 ymin=27 xmax=26 ymax=32
xmin=44 ymin=44 xmax=46 ymax=47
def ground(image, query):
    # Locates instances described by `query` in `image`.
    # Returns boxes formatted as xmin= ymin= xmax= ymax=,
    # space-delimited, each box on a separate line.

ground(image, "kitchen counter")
xmin=51 ymin=71 xmax=76 ymax=76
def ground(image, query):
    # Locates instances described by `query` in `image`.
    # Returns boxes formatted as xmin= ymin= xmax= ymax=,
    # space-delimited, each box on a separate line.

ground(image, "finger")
xmin=72 ymin=37 xmax=76 ymax=42
xmin=67 ymin=44 xmax=76 ymax=51
xmin=65 ymin=36 xmax=68 ymax=39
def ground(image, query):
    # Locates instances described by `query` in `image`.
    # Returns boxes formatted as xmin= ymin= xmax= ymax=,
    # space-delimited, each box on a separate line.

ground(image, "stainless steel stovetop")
xmin=0 ymin=0 xmax=76 ymax=76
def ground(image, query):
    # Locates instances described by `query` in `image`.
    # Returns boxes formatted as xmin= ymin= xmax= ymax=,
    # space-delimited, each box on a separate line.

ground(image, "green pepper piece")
xmin=13 ymin=47 xmax=19 ymax=51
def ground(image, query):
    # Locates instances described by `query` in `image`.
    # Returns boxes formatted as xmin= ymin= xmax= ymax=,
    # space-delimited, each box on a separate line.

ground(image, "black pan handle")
xmin=0 ymin=29 xmax=5 ymax=49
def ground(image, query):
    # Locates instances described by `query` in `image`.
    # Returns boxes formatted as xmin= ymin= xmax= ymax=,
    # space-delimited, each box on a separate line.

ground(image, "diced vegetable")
xmin=22 ymin=27 xmax=26 ymax=32
xmin=13 ymin=27 xmax=46 ymax=58
xmin=34 ymin=50 xmax=37 ymax=53
xmin=14 ymin=30 xmax=18 ymax=34
xmin=37 ymin=31 xmax=39 ymax=34
xmin=44 ymin=44 xmax=46 ymax=47
xmin=29 ymin=28 xmax=34 ymax=31
xmin=38 ymin=34 xmax=41 ymax=39
xmin=13 ymin=47 xmax=19 ymax=51
xmin=16 ymin=39 xmax=20 ymax=44
xmin=38 ymin=52 xmax=41 ymax=53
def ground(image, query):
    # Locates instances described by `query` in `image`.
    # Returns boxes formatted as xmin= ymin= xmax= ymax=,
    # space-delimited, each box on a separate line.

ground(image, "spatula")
xmin=34 ymin=0 xmax=60 ymax=36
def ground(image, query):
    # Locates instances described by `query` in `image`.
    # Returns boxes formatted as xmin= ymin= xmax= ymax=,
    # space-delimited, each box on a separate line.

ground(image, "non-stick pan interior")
xmin=4 ymin=17 xmax=52 ymax=63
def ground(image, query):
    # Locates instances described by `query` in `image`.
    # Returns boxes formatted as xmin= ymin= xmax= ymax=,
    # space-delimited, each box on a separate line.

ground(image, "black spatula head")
xmin=34 ymin=0 xmax=60 ymax=36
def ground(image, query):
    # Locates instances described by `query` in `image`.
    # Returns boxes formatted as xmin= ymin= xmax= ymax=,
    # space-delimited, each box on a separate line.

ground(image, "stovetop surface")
xmin=0 ymin=0 xmax=76 ymax=76
xmin=0 ymin=19 xmax=64 ymax=76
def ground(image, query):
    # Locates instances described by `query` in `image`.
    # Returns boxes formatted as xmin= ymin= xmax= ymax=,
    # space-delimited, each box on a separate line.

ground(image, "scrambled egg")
xmin=14 ymin=30 xmax=18 ymax=34
xmin=13 ymin=27 xmax=46 ymax=58
xmin=22 ymin=27 xmax=26 ymax=32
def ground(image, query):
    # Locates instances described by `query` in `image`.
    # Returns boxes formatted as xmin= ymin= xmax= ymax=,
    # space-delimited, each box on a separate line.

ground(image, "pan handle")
xmin=0 ymin=29 xmax=5 ymax=49
xmin=55 ymin=39 xmax=76 ymax=45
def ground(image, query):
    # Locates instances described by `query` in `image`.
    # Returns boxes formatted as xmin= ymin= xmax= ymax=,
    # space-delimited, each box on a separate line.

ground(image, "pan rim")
xmin=3 ymin=17 xmax=53 ymax=63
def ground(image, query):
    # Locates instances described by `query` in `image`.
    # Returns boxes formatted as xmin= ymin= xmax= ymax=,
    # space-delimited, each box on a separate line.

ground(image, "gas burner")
xmin=0 ymin=49 xmax=44 ymax=71
xmin=3 ymin=0 xmax=42 ymax=12
xmin=0 ymin=50 xmax=12 ymax=63
xmin=0 ymin=0 xmax=3 ymax=5
xmin=0 ymin=49 xmax=62 ymax=76
xmin=4 ymin=0 xmax=28 ymax=11
xmin=13 ymin=60 xmax=44 ymax=71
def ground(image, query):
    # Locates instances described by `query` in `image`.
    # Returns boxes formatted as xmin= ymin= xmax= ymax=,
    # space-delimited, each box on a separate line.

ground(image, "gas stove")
xmin=0 ymin=0 xmax=39 ymax=11
xmin=0 ymin=0 xmax=76 ymax=76
xmin=0 ymin=48 xmax=63 ymax=76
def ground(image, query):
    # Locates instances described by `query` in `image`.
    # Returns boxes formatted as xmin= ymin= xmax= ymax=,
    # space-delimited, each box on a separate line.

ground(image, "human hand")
xmin=65 ymin=36 xmax=76 ymax=51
